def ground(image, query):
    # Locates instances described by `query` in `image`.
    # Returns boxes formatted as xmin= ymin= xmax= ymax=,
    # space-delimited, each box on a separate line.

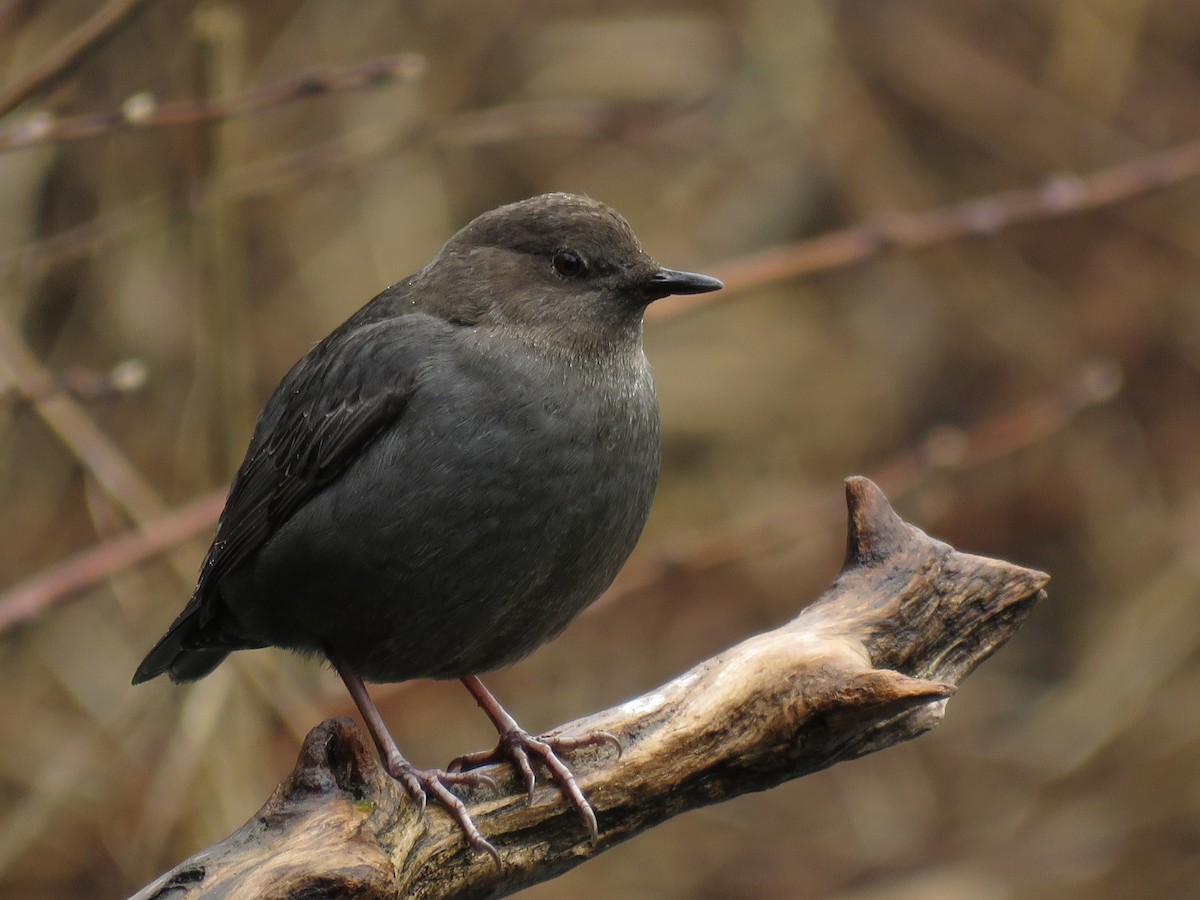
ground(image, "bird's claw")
xmin=450 ymin=727 xmax=619 ymax=845
xmin=383 ymin=759 xmax=500 ymax=865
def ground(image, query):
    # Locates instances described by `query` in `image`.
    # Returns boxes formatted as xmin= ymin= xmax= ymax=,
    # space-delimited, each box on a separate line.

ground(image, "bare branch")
xmin=0 ymin=492 xmax=224 ymax=635
xmin=0 ymin=196 xmax=156 ymax=276
xmin=0 ymin=0 xmax=161 ymax=119
xmin=0 ymin=358 xmax=146 ymax=407
xmin=130 ymin=478 xmax=1048 ymax=900
xmin=0 ymin=320 xmax=195 ymax=581
xmin=649 ymin=138 xmax=1200 ymax=321
xmin=607 ymin=360 xmax=1118 ymax=604
xmin=0 ymin=53 xmax=425 ymax=154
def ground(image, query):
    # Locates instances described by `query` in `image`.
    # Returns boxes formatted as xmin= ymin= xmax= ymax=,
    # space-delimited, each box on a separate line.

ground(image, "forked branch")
xmin=131 ymin=477 xmax=1048 ymax=900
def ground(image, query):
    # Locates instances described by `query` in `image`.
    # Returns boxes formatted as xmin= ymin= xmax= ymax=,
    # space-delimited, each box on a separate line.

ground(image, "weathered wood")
xmin=130 ymin=477 xmax=1048 ymax=900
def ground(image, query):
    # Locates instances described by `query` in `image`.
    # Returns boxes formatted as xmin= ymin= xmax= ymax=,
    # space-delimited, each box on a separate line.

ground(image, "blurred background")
xmin=1 ymin=0 xmax=1198 ymax=897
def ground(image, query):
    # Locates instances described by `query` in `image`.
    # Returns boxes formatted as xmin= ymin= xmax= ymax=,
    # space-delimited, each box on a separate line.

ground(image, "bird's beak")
xmin=646 ymin=267 xmax=724 ymax=299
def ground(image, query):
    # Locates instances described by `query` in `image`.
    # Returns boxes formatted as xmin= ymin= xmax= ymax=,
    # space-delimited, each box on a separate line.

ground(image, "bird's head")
xmin=421 ymin=193 xmax=722 ymax=351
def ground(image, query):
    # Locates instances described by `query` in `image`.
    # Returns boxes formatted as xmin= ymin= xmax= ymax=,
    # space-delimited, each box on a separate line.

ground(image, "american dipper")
xmin=133 ymin=192 xmax=722 ymax=857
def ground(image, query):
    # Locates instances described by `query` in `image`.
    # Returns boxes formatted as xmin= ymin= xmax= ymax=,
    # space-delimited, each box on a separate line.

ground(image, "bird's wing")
xmin=137 ymin=314 xmax=443 ymax=675
xmin=193 ymin=315 xmax=434 ymax=617
xmin=193 ymin=388 xmax=411 ymax=611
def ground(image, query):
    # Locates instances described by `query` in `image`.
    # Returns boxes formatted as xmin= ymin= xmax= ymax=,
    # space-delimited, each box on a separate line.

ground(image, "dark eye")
xmin=552 ymin=249 xmax=588 ymax=279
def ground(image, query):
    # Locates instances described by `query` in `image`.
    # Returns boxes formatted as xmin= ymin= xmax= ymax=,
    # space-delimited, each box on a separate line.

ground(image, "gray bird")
xmin=133 ymin=193 xmax=722 ymax=857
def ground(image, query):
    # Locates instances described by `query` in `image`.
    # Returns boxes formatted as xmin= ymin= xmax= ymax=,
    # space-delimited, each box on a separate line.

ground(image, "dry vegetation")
xmin=0 ymin=1 xmax=1198 ymax=897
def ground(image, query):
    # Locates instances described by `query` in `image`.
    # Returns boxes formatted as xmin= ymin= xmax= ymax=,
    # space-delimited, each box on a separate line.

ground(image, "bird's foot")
xmin=383 ymin=754 xmax=500 ymax=864
xmin=448 ymin=729 xmax=620 ymax=844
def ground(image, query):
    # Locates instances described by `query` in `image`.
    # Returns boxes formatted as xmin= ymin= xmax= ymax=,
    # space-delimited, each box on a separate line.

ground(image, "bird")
xmin=132 ymin=192 xmax=723 ymax=858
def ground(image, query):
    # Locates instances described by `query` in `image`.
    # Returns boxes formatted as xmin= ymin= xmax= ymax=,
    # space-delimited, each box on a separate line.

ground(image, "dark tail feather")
xmin=165 ymin=648 xmax=230 ymax=682
xmin=132 ymin=605 xmax=233 ymax=685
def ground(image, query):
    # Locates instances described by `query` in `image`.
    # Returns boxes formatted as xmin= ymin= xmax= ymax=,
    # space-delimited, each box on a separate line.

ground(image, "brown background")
xmin=1 ymin=1 xmax=1198 ymax=897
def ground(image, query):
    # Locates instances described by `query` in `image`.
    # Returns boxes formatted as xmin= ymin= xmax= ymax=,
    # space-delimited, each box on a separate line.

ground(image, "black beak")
xmin=646 ymin=267 xmax=724 ymax=299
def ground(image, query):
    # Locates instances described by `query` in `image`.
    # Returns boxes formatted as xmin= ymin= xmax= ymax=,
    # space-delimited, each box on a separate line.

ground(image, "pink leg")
xmin=330 ymin=657 xmax=499 ymax=863
xmin=450 ymin=675 xmax=620 ymax=844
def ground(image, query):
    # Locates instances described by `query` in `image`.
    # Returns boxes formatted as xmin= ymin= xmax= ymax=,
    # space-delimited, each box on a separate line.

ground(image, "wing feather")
xmin=133 ymin=312 xmax=442 ymax=682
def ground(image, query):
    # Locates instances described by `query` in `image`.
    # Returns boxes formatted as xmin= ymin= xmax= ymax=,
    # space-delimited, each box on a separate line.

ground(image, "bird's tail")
xmin=132 ymin=603 xmax=232 ymax=685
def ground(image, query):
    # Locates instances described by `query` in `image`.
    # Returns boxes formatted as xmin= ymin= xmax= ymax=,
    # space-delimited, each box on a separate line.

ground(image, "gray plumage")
xmin=133 ymin=193 xmax=721 ymax=688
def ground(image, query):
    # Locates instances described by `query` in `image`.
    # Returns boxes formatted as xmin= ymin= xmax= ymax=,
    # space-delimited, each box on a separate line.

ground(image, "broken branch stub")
xmin=130 ymin=476 xmax=1048 ymax=900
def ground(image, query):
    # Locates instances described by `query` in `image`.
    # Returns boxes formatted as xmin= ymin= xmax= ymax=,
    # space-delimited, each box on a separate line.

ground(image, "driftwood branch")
xmin=131 ymin=476 xmax=1047 ymax=900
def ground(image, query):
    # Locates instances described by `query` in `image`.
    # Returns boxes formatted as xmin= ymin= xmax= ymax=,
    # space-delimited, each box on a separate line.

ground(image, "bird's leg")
xmin=449 ymin=675 xmax=620 ymax=844
xmin=329 ymin=656 xmax=500 ymax=863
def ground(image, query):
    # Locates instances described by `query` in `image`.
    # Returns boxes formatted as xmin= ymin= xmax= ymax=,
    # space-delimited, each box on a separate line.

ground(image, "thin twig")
xmin=0 ymin=493 xmax=224 ymax=635
xmin=0 ymin=196 xmax=158 ymax=276
xmin=604 ymin=361 xmax=1119 ymax=605
xmin=0 ymin=97 xmax=661 ymax=279
xmin=0 ymin=0 xmax=161 ymax=119
xmin=0 ymin=358 xmax=146 ymax=407
xmin=649 ymin=137 xmax=1200 ymax=321
xmin=0 ymin=319 xmax=195 ymax=582
xmin=0 ymin=52 xmax=426 ymax=153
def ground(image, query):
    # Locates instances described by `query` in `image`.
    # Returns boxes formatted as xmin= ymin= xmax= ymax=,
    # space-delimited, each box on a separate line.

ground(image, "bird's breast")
xmin=258 ymin=337 xmax=662 ymax=680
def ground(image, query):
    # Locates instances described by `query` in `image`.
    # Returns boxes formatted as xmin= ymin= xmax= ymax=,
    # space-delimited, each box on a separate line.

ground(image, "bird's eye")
xmin=552 ymin=249 xmax=588 ymax=279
